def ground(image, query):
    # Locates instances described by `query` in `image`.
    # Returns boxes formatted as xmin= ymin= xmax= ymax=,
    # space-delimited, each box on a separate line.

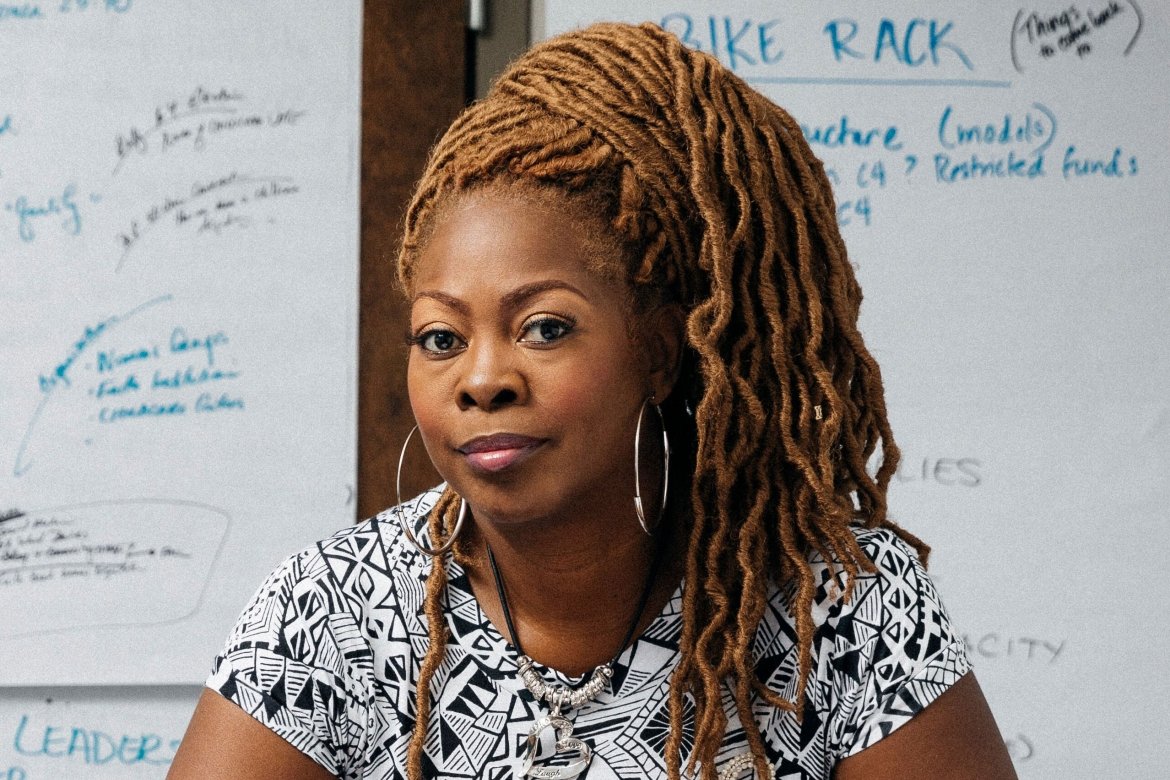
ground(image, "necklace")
xmin=486 ymin=543 xmax=659 ymax=780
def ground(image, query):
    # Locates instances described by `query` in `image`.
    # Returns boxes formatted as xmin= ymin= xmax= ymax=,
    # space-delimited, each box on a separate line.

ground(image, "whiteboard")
xmin=0 ymin=1 xmax=361 ymax=685
xmin=0 ymin=686 xmax=199 ymax=780
xmin=538 ymin=2 xmax=1167 ymax=778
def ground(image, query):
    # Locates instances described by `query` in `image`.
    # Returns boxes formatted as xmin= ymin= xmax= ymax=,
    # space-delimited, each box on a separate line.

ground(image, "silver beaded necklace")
xmin=486 ymin=543 xmax=659 ymax=780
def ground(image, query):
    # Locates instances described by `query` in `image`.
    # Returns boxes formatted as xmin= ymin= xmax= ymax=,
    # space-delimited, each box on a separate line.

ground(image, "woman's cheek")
xmin=542 ymin=349 xmax=613 ymax=404
xmin=547 ymin=356 xmax=636 ymax=432
xmin=406 ymin=365 xmax=456 ymax=475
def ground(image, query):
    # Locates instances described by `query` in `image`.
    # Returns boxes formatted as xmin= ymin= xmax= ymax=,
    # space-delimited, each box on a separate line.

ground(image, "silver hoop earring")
xmin=634 ymin=398 xmax=670 ymax=535
xmin=395 ymin=425 xmax=467 ymax=556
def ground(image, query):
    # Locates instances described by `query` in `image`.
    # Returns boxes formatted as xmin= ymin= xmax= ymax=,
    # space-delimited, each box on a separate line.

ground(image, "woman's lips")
xmin=457 ymin=434 xmax=545 ymax=473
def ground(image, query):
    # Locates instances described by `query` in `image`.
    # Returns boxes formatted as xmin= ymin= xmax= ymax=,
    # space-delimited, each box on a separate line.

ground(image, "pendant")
xmin=520 ymin=713 xmax=593 ymax=779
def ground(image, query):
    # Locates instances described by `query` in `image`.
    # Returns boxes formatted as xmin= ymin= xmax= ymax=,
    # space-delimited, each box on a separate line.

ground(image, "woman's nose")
xmin=456 ymin=338 xmax=526 ymax=411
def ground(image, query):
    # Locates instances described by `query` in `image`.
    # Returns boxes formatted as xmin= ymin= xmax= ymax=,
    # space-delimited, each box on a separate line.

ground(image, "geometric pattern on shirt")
xmin=208 ymin=487 xmax=971 ymax=779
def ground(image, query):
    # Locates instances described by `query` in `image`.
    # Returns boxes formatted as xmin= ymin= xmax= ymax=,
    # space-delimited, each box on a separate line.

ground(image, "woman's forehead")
xmin=408 ymin=189 xmax=629 ymax=297
xmin=408 ymin=193 xmax=627 ymax=306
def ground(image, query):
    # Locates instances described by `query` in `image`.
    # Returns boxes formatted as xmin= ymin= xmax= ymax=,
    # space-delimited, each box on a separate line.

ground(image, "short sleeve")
xmin=826 ymin=529 xmax=972 ymax=760
xmin=206 ymin=546 xmax=373 ymax=777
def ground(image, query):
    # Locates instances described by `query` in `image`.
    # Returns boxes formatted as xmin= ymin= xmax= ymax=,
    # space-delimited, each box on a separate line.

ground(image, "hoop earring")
xmin=634 ymin=398 xmax=671 ymax=535
xmin=395 ymin=425 xmax=467 ymax=556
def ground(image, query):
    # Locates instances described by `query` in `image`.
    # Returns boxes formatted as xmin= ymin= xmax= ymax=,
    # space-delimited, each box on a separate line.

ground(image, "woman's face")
xmin=406 ymin=192 xmax=670 ymax=527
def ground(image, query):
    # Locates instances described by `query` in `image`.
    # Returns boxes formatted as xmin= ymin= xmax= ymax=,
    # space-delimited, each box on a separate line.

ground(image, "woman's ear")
xmin=644 ymin=303 xmax=687 ymax=403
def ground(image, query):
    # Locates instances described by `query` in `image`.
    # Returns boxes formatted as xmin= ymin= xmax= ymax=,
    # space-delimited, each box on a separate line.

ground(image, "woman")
xmin=170 ymin=22 xmax=1017 ymax=780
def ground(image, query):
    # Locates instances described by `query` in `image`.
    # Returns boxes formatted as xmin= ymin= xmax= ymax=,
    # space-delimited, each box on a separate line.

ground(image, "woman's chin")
xmin=459 ymin=486 xmax=593 ymax=533
xmin=469 ymin=502 xmax=551 ymax=529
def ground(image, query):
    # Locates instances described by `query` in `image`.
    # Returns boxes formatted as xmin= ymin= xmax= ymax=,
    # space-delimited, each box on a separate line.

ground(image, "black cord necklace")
xmin=486 ymin=541 xmax=660 ymax=672
xmin=486 ymin=540 xmax=661 ymax=779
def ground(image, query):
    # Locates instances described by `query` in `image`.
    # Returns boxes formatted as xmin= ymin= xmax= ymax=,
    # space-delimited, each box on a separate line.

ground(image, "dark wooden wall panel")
xmin=360 ymin=1 xmax=467 ymax=518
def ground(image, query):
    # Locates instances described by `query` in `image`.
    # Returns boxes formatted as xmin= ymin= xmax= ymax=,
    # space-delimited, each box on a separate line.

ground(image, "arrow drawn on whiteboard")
xmin=12 ymin=294 xmax=173 ymax=476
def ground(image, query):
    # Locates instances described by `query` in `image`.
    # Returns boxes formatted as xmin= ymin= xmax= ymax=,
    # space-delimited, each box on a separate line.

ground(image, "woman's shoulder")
xmin=319 ymin=485 xmax=443 ymax=567
xmin=237 ymin=487 xmax=445 ymax=626
xmin=808 ymin=524 xmax=932 ymax=609
xmin=844 ymin=524 xmax=929 ymax=589
xmin=303 ymin=486 xmax=445 ymax=604
xmin=753 ymin=523 xmax=970 ymax=759
xmin=757 ymin=523 xmax=961 ymax=669
xmin=807 ymin=524 xmax=968 ymax=692
xmin=207 ymin=491 xmax=447 ymax=777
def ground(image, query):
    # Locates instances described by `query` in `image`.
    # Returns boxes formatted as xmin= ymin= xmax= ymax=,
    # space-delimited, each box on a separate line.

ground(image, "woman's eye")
xmin=519 ymin=317 xmax=574 ymax=344
xmin=414 ymin=329 xmax=464 ymax=354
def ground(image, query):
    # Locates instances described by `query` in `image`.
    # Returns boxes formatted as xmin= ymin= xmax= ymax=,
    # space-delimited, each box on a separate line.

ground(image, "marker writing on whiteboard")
xmin=58 ymin=0 xmax=133 ymax=15
xmin=660 ymin=13 xmax=784 ymax=70
xmin=13 ymin=295 xmax=173 ymax=476
xmin=86 ymin=325 xmax=244 ymax=423
xmin=824 ymin=17 xmax=974 ymax=70
xmin=3 ymin=184 xmax=90 ymax=243
xmin=801 ymin=116 xmax=903 ymax=151
xmin=0 ymin=499 xmax=230 ymax=632
xmin=937 ymin=103 xmax=1056 ymax=156
xmin=117 ymin=171 xmax=300 ymax=270
xmin=112 ymin=86 xmax=305 ymax=175
xmin=889 ymin=456 xmax=983 ymax=487
xmin=1061 ymin=145 xmax=1138 ymax=178
xmin=1011 ymin=1 xmax=1142 ymax=72
xmin=962 ymin=632 xmax=1066 ymax=663
xmin=113 ymin=86 xmax=246 ymax=173
xmin=0 ymin=0 xmax=132 ymax=22
xmin=35 ymin=296 xmax=173 ymax=397
xmin=0 ymin=510 xmax=194 ymax=586
xmin=0 ymin=5 xmax=42 ymax=20
xmin=11 ymin=714 xmax=178 ymax=766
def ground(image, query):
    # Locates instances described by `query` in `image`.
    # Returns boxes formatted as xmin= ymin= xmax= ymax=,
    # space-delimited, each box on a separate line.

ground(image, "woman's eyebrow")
xmin=413 ymin=280 xmax=589 ymax=314
xmin=413 ymin=290 xmax=469 ymax=314
xmin=499 ymin=280 xmax=589 ymax=311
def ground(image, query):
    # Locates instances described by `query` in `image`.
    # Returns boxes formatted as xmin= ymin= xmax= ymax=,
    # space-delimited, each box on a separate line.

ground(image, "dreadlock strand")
xmin=777 ymin=514 xmax=817 ymax=711
xmin=730 ymin=667 xmax=775 ymax=780
xmin=406 ymin=489 xmax=460 ymax=780
xmin=668 ymin=492 xmax=709 ymax=776
xmin=730 ymin=483 xmax=772 ymax=718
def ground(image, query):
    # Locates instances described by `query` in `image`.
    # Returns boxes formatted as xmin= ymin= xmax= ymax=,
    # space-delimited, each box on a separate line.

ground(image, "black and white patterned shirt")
xmin=208 ymin=489 xmax=970 ymax=779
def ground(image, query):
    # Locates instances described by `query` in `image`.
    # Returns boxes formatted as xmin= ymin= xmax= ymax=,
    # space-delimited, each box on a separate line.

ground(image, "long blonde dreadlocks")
xmin=395 ymin=21 xmax=927 ymax=780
